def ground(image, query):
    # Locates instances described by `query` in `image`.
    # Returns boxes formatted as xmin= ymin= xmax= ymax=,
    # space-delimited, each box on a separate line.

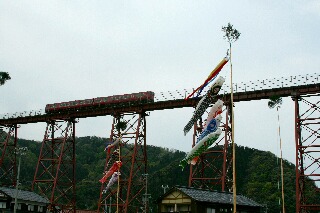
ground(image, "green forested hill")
xmin=15 ymin=136 xmax=302 ymax=212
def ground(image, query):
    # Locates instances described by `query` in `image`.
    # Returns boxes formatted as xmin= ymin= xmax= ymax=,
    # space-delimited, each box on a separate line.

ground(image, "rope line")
xmin=277 ymin=107 xmax=286 ymax=213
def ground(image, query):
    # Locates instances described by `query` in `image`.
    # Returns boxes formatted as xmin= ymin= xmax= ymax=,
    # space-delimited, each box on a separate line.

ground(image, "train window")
xmin=148 ymin=92 xmax=154 ymax=100
xmin=125 ymin=95 xmax=130 ymax=100
xmin=123 ymin=95 xmax=128 ymax=100
xmin=45 ymin=105 xmax=50 ymax=112
xmin=115 ymin=96 xmax=121 ymax=103
xmin=69 ymin=102 xmax=74 ymax=106
xmin=132 ymin=93 xmax=138 ymax=100
xmin=133 ymin=94 xmax=137 ymax=100
xmin=80 ymin=100 xmax=87 ymax=105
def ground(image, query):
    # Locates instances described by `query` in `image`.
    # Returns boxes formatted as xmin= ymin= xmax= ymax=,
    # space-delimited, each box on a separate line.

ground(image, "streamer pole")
xmin=117 ymin=132 xmax=122 ymax=213
xmin=229 ymin=43 xmax=237 ymax=213
xmin=277 ymin=107 xmax=286 ymax=213
xmin=222 ymin=22 xmax=240 ymax=213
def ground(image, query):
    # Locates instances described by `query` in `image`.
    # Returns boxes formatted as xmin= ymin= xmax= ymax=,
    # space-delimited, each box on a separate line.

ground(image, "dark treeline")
xmin=13 ymin=136 xmax=316 ymax=212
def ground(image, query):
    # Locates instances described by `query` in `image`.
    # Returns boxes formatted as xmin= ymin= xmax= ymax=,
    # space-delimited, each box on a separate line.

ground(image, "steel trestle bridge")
xmin=0 ymin=72 xmax=319 ymax=213
xmin=1 ymin=73 xmax=319 ymax=123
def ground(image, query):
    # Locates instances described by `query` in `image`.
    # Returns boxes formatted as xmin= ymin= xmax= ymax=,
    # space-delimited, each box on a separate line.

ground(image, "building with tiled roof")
xmin=0 ymin=187 xmax=49 ymax=213
xmin=157 ymin=186 xmax=263 ymax=213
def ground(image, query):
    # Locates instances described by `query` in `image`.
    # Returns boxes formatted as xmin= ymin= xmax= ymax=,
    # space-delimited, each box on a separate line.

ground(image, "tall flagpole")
xmin=222 ymin=22 xmax=240 ymax=213
xmin=229 ymin=42 xmax=237 ymax=213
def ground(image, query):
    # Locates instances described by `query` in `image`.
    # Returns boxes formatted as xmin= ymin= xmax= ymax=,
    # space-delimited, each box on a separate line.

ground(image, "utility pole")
xmin=142 ymin=174 xmax=150 ymax=213
xmin=161 ymin=185 xmax=169 ymax=194
xmin=14 ymin=147 xmax=27 ymax=213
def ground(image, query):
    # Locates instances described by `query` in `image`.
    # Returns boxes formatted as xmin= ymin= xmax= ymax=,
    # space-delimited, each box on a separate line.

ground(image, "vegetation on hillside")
xmin=10 ymin=136 xmax=317 ymax=212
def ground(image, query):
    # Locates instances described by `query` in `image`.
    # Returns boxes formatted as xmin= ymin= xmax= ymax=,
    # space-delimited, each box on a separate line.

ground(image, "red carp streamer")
xmin=185 ymin=57 xmax=229 ymax=100
xmin=99 ymin=161 xmax=122 ymax=183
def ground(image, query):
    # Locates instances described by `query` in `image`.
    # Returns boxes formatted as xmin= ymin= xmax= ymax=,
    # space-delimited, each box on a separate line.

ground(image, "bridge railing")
xmin=154 ymin=72 xmax=320 ymax=102
xmin=0 ymin=109 xmax=45 ymax=120
xmin=1 ymin=73 xmax=319 ymax=120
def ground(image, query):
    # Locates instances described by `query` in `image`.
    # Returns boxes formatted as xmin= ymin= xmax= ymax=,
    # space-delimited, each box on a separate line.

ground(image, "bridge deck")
xmin=0 ymin=81 xmax=319 ymax=125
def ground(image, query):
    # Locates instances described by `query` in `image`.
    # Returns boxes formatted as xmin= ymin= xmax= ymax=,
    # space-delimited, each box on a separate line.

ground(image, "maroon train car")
xmin=45 ymin=91 xmax=155 ymax=113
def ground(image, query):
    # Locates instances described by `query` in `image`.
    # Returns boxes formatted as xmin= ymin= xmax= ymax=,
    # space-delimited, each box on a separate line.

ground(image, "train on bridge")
xmin=45 ymin=91 xmax=155 ymax=113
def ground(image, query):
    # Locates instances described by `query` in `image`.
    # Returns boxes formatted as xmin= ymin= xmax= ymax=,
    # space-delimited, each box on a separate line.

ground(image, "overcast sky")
xmin=1 ymin=1 xmax=320 ymax=165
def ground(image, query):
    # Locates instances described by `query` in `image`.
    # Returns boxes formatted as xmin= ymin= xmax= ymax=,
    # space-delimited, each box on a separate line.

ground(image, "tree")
xmin=0 ymin=72 xmax=11 ymax=86
xmin=268 ymin=95 xmax=283 ymax=109
xmin=116 ymin=121 xmax=127 ymax=132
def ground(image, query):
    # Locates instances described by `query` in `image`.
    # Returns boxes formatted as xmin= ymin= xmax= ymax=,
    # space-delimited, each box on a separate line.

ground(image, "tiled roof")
xmin=0 ymin=187 xmax=49 ymax=204
xmin=174 ymin=186 xmax=262 ymax=207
